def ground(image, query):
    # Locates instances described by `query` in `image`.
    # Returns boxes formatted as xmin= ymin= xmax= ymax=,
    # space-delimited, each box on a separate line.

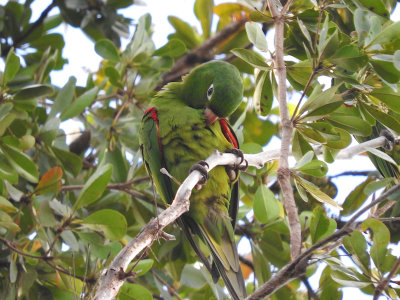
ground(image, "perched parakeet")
xmin=139 ymin=61 xmax=246 ymax=299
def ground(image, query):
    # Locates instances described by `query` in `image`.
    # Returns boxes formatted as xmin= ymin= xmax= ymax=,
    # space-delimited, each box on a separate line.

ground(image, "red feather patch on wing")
xmin=219 ymin=119 xmax=239 ymax=149
xmin=144 ymin=107 xmax=163 ymax=153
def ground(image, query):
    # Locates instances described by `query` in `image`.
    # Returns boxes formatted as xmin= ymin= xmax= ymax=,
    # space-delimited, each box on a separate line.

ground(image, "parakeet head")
xmin=181 ymin=61 xmax=243 ymax=124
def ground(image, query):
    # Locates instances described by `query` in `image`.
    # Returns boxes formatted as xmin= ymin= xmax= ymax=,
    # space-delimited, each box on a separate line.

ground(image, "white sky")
xmin=2 ymin=1 xmax=400 ymax=299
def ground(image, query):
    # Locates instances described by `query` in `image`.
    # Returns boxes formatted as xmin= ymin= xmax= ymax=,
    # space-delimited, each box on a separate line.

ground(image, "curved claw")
xmin=225 ymin=149 xmax=248 ymax=181
xmin=380 ymin=129 xmax=395 ymax=151
xmin=189 ymin=160 xmax=210 ymax=187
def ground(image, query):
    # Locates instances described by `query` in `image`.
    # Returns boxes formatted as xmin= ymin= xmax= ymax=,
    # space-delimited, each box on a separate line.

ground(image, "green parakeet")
xmin=139 ymin=61 xmax=246 ymax=299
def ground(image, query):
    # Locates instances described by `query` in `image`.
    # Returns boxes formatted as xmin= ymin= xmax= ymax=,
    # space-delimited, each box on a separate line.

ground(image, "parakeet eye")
xmin=207 ymin=84 xmax=214 ymax=100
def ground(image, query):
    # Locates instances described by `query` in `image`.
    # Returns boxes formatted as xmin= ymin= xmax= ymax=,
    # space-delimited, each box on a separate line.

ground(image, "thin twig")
xmin=267 ymin=0 xmax=301 ymax=259
xmin=152 ymin=270 xmax=183 ymax=300
xmin=373 ymin=257 xmax=400 ymax=299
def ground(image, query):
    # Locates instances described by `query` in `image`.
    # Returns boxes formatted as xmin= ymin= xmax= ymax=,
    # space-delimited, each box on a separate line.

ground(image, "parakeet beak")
xmin=205 ymin=107 xmax=219 ymax=126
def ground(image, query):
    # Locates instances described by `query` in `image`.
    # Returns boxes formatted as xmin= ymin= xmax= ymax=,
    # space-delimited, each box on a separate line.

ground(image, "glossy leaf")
xmin=343 ymin=231 xmax=370 ymax=273
xmin=127 ymin=259 xmax=154 ymax=277
xmin=330 ymin=45 xmax=368 ymax=72
xmin=370 ymin=59 xmax=400 ymax=84
xmin=361 ymin=218 xmax=390 ymax=271
xmin=49 ymin=77 xmax=76 ymax=119
xmin=95 ymin=39 xmax=120 ymax=61
xmin=295 ymin=176 xmax=342 ymax=209
xmin=369 ymin=21 xmax=400 ymax=47
xmin=310 ymin=206 xmax=336 ymax=243
xmin=60 ymin=86 xmax=99 ymax=121
xmin=51 ymin=147 xmax=82 ymax=177
xmin=119 ymin=284 xmax=153 ymax=300
xmin=327 ymin=113 xmax=372 ymax=136
xmin=231 ymin=48 xmax=270 ymax=70
xmin=194 ymin=0 xmax=213 ymax=39
xmin=73 ymin=164 xmax=113 ymax=210
xmin=13 ymin=84 xmax=54 ymax=101
xmin=296 ymin=159 xmax=328 ymax=177
xmin=253 ymin=184 xmax=281 ymax=223
xmin=341 ymin=178 xmax=373 ymax=216
xmin=370 ymin=85 xmax=400 ymax=113
xmin=82 ymin=209 xmax=127 ymax=241
xmin=0 ymin=103 xmax=13 ymax=122
xmin=245 ymin=22 xmax=267 ymax=51
xmin=0 ymin=144 xmax=39 ymax=183
xmin=153 ymin=39 xmax=186 ymax=57
xmin=362 ymin=102 xmax=400 ymax=134
xmin=34 ymin=167 xmax=63 ymax=195
xmin=253 ymin=70 xmax=273 ymax=116
xmin=168 ymin=16 xmax=201 ymax=48
xmin=3 ymin=48 xmax=20 ymax=86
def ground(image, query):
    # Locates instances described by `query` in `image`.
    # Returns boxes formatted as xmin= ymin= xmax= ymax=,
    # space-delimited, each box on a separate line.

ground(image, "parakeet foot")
xmin=225 ymin=149 xmax=248 ymax=181
xmin=189 ymin=160 xmax=210 ymax=189
xmin=380 ymin=129 xmax=395 ymax=151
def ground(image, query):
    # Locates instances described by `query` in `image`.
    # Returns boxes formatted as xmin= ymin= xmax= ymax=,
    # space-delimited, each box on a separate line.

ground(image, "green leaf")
xmin=295 ymin=176 xmax=342 ymax=209
xmin=362 ymin=102 xmax=400 ymax=134
xmin=253 ymin=70 xmax=273 ymax=116
xmin=296 ymin=159 xmax=328 ymax=177
xmin=194 ymin=0 xmax=213 ymax=39
xmin=245 ymin=22 xmax=267 ymax=51
xmin=231 ymin=48 xmax=270 ymax=70
xmin=73 ymin=164 xmax=113 ymax=209
xmin=34 ymin=167 xmax=63 ymax=195
xmin=0 ymin=196 xmax=17 ymax=213
xmin=0 ymin=144 xmax=39 ymax=183
xmin=331 ymin=269 xmax=371 ymax=288
xmin=83 ymin=209 xmax=127 ymax=241
xmin=364 ymin=178 xmax=395 ymax=195
xmin=310 ymin=206 xmax=336 ymax=243
xmin=361 ymin=218 xmax=390 ymax=271
xmin=168 ymin=16 xmax=201 ymax=49
xmin=3 ymin=48 xmax=20 ymax=86
xmin=0 ymin=211 xmax=20 ymax=233
xmin=180 ymin=264 xmax=207 ymax=289
xmin=297 ymin=18 xmax=312 ymax=49
xmin=49 ymin=77 xmax=76 ymax=119
xmin=104 ymin=67 xmax=122 ymax=87
xmin=127 ymin=259 xmax=154 ymax=277
xmin=292 ymin=130 xmax=313 ymax=161
xmin=327 ymin=113 xmax=372 ymax=136
xmin=60 ymin=86 xmax=99 ymax=121
xmin=51 ymin=147 xmax=82 ymax=177
xmin=13 ymin=84 xmax=54 ymax=101
xmin=369 ymin=21 xmax=400 ymax=47
xmin=394 ymin=49 xmax=400 ymax=71
xmin=343 ymin=231 xmax=370 ymax=273
xmin=370 ymin=85 xmax=400 ymax=113
xmin=299 ymin=85 xmax=340 ymax=117
xmin=330 ymin=45 xmax=368 ymax=72
xmin=119 ymin=283 xmax=153 ymax=300
xmin=253 ymin=184 xmax=281 ymax=223
xmin=358 ymin=0 xmax=389 ymax=17
xmin=95 ymin=39 xmax=120 ymax=61
xmin=0 ymin=103 xmax=13 ymax=122
xmin=341 ymin=178 xmax=373 ymax=216
xmin=251 ymin=240 xmax=271 ymax=283
xmin=153 ymin=39 xmax=186 ymax=57
xmin=370 ymin=59 xmax=400 ymax=84
xmin=324 ymin=127 xmax=351 ymax=150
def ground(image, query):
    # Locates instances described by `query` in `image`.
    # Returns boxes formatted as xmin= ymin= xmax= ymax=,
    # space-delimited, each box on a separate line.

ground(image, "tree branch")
xmin=159 ymin=18 xmax=248 ymax=87
xmin=94 ymin=151 xmax=252 ymax=299
xmin=246 ymin=182 xmax=400 ymax=299
xmin=267 ymin=0 xmax=301 ymax=259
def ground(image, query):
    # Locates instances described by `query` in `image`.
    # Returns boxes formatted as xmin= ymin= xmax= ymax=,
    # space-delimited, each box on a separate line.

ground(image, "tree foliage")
xmin=0 ymin=0 xmax=400 ymax=299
